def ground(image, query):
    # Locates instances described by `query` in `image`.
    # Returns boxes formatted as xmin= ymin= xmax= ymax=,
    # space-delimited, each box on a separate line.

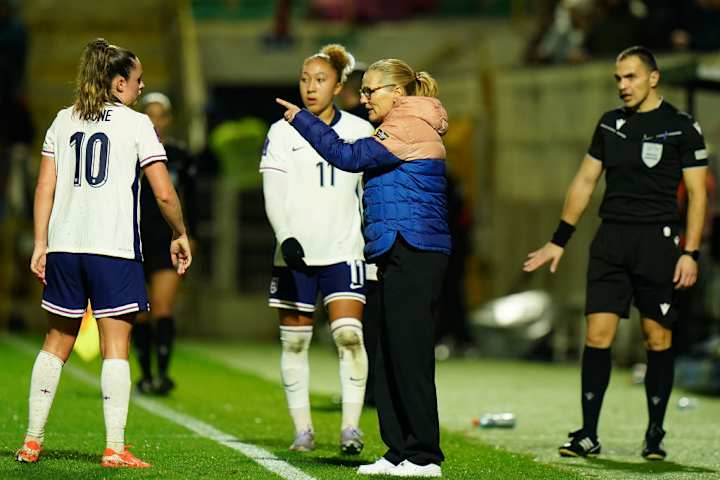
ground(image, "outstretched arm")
xmin=276 ymin=98 xmax=401 ymax=172
xmin=523 ymin=154 xmax=604 ymax=273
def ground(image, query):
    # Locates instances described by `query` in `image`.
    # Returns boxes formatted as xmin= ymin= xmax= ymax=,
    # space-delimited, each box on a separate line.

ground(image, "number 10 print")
xmin=70 ymin=131 xmax=110 ymax=187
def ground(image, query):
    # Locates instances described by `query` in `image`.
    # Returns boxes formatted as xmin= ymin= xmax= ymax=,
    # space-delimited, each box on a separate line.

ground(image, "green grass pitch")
xmin=1 ymin=335 xmax=718 ymax=479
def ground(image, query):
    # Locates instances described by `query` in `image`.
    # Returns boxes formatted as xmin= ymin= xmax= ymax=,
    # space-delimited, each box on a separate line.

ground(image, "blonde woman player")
xmin=16 ymin=38 xmax=191 ymax=468
xmin=261 ymin=44 xmax=374 ymax=454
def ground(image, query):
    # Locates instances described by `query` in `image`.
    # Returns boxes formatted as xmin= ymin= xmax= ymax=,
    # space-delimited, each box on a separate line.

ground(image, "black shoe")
xmin=642 ymin=425 xmax=667 ymax=461
xmin=559 ymin=429 xmax=601 ymax=457
xmin=153 ymin=376 xmax=175 ymax=395
xmin=136 ymin=377 xmax=154 ymax=395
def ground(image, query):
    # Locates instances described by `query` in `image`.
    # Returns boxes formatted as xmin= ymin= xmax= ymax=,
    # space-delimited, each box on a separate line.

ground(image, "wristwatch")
xmin=682 ymin=249 xmax=700 ymax=261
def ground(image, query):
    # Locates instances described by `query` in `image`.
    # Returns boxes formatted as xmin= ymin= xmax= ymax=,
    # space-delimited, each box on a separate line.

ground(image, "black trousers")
xmin=363 ymin=279 xmax=382 ymax=406
xmin=374 ymin=238 xmax=448 ymax=466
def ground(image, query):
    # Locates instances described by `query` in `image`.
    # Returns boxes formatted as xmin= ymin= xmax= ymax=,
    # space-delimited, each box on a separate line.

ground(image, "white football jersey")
xmin=260 ymin=110 xmax=374 ymax=266
xmin=42 ymin=104 xmax=167 ymax=260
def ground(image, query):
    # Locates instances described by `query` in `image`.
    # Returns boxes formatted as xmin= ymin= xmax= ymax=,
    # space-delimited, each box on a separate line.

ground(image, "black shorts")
xmin=585 ymin=222 xmax=681 ymax=324
xmin=141 ymin=223 xmax=173 ymax=278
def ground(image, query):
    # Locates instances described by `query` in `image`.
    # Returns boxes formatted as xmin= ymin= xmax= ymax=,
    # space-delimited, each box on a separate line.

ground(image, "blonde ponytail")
xmin=367 ymin=59 xmax=439 ymax=98
xmin=73 ymin=38 xmax=137 ymax=121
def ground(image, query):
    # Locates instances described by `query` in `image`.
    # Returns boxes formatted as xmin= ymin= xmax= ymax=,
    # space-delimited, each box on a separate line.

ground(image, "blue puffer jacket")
xmin=290 ymin=96 xmax=451 ymax=261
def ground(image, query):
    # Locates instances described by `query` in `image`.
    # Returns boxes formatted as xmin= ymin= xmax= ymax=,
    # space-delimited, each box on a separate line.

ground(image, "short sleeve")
xmin=587 ymin=117 xmax=605 ymax=162
xmin=680 ymin=116 xmax=708 ymax=169
xmin=137 ymin=114 xmax=167 ymax=168
xmin=42 ymin=113 xmax=59 ymax=157
xmin=259 ymin=123 xmax=287 ymax=173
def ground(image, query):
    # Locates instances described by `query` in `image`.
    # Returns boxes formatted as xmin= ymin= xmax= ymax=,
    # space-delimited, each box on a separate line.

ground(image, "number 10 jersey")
xmin=41 ymin=104 xmax=167 ymax=260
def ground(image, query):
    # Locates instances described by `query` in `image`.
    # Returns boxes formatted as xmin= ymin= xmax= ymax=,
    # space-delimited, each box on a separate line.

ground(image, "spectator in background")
xmin=0 ymin=0 xmax=32 ymax=219
xmin=583 ymin=0 xmax=646 ymax=58
xmin=133 ymin=92 xmax=197 ymax=396
xmin=670 ymin=0 xmax=720 ymax=52
xmin=526 ymin=0 xmax=593 ymax=65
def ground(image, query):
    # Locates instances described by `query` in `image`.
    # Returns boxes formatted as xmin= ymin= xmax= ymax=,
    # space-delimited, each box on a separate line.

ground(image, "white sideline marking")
xmin=2 ymin=335 xmax=316 ymax=480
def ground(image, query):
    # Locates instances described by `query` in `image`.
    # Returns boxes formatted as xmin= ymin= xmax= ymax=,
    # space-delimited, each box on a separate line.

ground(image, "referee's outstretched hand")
xmin=276 ymin=98 xmax=301 ymax=123
xmin=523 ymin=242 xmax=564 ymax=273
xmin=674 ymin=255 xmax=698 ymax=289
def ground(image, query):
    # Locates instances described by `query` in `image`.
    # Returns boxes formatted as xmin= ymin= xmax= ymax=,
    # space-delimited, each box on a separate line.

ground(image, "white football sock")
xmin=101 ymin=359 xmax=131 ymax=452
xmin=280 ymin=325 xmax=314 ymax=434
xmin=26 ymin=350 xmax=64 ymax=443
xmin=331 ymin=317 xmax=367 ymax=430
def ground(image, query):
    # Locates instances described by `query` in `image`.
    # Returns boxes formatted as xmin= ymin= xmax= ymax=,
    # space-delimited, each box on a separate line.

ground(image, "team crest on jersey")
xmin=641 ymin=142 xmax=663 ymax=168
xmin=374 ymin=128 xmax=389 ymax=141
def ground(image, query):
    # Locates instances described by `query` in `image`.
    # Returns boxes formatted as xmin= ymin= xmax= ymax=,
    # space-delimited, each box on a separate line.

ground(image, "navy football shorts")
xmin=41 ymin=253 xmax=149 ymax=318
xmin=268 ymin=260 xmax=366 ymax=313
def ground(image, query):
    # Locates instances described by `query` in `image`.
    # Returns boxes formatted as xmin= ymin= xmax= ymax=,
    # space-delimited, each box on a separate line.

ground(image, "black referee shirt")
xmin=588 ymin=100 xmax=707 ymax=223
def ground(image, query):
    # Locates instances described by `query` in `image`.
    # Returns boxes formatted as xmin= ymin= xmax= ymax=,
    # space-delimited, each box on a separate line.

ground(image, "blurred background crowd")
xmin=1 ymin=0 xmax=719 ymax=392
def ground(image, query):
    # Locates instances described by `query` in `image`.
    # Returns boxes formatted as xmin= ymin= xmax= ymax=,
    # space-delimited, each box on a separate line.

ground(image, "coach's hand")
xmin=30 ymin=243 xmax=47 ymax=285
xmin=673 ymin=255 xmax=698 ymax=289
xmin=523 ymin=242 xmax=565 ymax=273
xmin=276 ymin=98 xmax=301 ymax=123
xmin=281 ymin=237 xmax=307 ymax=270
xmin=171 ymin=234 xmax=192 ymax=276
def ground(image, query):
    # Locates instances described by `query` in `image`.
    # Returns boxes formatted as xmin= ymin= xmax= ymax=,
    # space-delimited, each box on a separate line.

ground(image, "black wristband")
xmin=551 ymin=220 xmax=576 ymax=248
xmin=682 ymin=249 xmax=700 ymax=261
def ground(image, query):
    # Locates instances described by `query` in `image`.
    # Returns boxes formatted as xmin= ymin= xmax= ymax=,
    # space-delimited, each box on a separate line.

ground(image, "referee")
xmin=524 ymin=46 xmax=708 ymax=461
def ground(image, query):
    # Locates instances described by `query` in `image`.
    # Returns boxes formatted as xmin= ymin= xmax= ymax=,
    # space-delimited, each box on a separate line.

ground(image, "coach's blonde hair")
xmin=367 ymin=59 xmax=438 ymax=98
xmin=74 ymin=38 xmax=137 ymax=121
xmin=304 ymin=44 xmax=355 ymax=84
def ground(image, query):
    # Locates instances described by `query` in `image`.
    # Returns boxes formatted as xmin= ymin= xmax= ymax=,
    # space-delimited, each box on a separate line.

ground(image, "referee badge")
xmin=641 ymin=142 xmax=663 ymax=168
xmin=374 ymin=128 xmax=389 ymax=141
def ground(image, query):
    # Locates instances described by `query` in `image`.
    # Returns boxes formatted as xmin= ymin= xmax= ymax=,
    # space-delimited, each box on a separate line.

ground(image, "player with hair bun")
xmin=261 ymin=44 xmax=374 ymax=454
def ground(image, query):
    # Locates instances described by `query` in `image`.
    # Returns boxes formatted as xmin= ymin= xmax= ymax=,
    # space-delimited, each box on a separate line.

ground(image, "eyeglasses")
xmin=359 ymin=84 xmax=396 ymax=98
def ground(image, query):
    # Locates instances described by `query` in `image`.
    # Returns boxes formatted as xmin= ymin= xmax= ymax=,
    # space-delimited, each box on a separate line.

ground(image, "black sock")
xmin=156 ymin=316 xmax=175 ymax=378
xmin=645 ymin=348 xmax=674 ymax=432
xmin=581 ymin=346 xmax=611 ymax=439
xmin=132 ymin=322 xmax=153 ymax=380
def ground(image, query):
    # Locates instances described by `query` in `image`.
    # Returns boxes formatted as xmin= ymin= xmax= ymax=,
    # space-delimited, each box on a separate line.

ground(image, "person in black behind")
xmin=524 ymin=46 xmax=708 ymax=461
xmin=134 ymin=92 xmax=196 ymax=395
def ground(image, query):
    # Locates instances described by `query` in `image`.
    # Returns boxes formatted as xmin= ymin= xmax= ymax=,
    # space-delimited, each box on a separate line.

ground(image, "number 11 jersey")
xmin=41 ymin=103 xmax=167 ymax=260
xmin=260 ymin=109 xmax=373 ymax=266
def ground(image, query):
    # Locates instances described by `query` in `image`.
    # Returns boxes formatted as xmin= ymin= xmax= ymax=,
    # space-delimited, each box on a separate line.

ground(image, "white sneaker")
xmin=357 ymin=457 xmax=396 ymax=475
xmin=391 ymin=460 xmax=442 ymax=477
